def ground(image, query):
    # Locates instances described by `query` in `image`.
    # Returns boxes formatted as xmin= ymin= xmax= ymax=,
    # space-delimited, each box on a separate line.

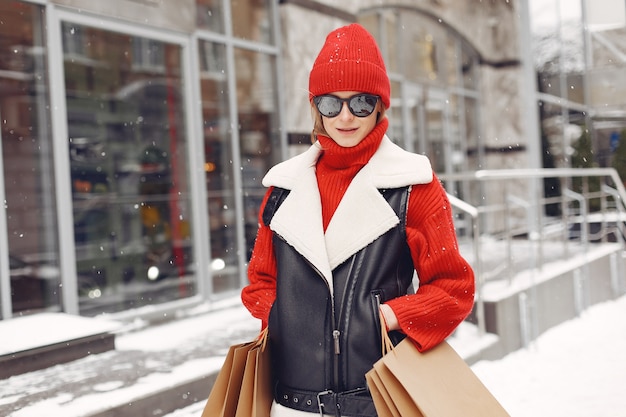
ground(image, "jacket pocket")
xmin=370 ymin=290 xmax=384 ymax=339
xmin=370 ymin=289 xmax=407 ymax=349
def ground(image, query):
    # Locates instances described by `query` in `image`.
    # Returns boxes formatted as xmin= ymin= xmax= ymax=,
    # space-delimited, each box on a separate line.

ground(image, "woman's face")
xmin=319 ymin=91 xmax=380 ymax=148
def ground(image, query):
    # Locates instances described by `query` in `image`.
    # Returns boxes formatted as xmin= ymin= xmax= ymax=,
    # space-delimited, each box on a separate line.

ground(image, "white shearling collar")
xmin=262 ymin=136 xmax=432 ymax=189
xmin=262 ymin=136 xmax=432 ymax=289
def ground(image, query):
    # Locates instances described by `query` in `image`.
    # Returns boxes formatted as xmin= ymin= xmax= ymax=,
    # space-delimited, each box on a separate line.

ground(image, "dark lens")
xmin=314 ymin=96 xmax=342 ymax=118
xmin=349 ymin=94 xmax=377 ymax=117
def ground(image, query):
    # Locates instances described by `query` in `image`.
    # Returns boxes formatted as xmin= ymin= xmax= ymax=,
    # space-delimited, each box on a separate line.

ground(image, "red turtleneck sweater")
xmin=242 ymin=118 xmax=475 ymax=352
xmin=315 ymin=120 xmax=387 ymax=231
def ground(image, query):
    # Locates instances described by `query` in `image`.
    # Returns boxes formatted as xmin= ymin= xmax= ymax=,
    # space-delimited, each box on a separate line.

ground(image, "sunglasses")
xmin=313 ymin=94 xmax=379 ymax=118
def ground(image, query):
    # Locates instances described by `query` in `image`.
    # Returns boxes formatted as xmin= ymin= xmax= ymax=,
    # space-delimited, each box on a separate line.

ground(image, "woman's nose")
xmin=338 ymin=102 xmax=353 ymax=120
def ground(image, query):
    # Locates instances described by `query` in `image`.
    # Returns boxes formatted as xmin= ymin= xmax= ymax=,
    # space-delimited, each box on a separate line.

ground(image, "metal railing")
xmin=442 ymin=168 xmax=626 ymax=336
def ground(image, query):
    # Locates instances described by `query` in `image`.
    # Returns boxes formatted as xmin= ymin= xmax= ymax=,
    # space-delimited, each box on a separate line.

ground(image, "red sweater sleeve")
xmin=386 ymin=175 xmax=475 ymax=352
xmin=241 ymin=188 xmax=277 ymax=329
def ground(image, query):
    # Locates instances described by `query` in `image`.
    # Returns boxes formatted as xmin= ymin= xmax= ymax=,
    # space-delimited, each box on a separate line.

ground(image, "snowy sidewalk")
xmin=472 ymin=294 xmax=626 ymax=417
xmin=172 ymin=295 xmax=626 ymax=417
xmin=0 ymin=296 xmax=490 ymax=417
xmin=3 ymin=294 xmax=625 ymax=417
xmin=0 ymin=301 xmax=261 ymax=417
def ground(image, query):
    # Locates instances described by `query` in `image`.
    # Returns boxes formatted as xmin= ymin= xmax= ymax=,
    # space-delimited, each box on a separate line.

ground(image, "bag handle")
xmin=379 ymin=311 xmax=394 ymax=356
xmin=256 ymin=326 xmax=269 ymax=351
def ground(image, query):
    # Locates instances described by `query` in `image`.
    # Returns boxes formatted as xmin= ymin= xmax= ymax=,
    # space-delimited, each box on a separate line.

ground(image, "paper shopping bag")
xmin=366 ymin=313 xmax=423 ymax=417
xmin=365 ymin=361 xmax=402 ymax=417
xmin=234 ymin=329 xmax=272 ymax=417
xmin=367 ymin=337 xmax=510 ymax=417
xmin=201 ymin=330 xmax=267 ymax=417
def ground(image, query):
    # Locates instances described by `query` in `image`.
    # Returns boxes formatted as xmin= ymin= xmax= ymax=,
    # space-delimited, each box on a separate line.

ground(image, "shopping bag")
xmin=201 ymin=328 xmax=269 ymax=417
xmin=366 ymin=320 xmax=510 ymax=417
xmin=235 ymin=328 xmax=272 ymax=417
xmin=365 ymin=360 xmax=402 ymax=417
xmin=365 ymin=320 xmax=402 ymax=417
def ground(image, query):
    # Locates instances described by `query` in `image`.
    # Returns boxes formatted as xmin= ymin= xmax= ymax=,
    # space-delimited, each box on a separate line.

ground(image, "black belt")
xmin=275 ymin=383 xmax=377 ymax=417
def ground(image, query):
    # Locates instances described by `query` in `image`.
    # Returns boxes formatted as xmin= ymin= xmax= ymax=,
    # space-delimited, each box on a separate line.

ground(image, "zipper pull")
xmin=333 ymin=330 xmax=341 ymax=354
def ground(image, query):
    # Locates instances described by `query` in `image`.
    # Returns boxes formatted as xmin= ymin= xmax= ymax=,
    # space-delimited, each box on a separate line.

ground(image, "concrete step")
xmin=0 ymin=304 xmax=260 ymax=417
xmin=0 ymin=313 xmax=120 ymax=379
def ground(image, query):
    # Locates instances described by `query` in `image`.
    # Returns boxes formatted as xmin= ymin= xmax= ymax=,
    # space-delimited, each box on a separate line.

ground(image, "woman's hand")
xmin=379 ymin=304 xmax=400 ymax=331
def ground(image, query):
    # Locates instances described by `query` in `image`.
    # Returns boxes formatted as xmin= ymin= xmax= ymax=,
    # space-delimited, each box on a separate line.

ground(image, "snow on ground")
xmin=2 ymin=292 xmax=625 ymax=417
xmin=472 ymin=294 xmax=626 ymax=417
xmin=0 ymin=301 xmax=260 ymax=417
xmin=165 ymin=294 xmax=626 ymax=417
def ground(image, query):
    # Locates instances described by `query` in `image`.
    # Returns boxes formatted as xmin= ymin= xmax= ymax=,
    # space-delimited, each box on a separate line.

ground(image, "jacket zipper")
xmin=329 ymin=277 xmax=340 ymax=391
xmin=303 ymin=257 xmax=341 ymax=390
xmin=333 ymin=329 xmax=341 ymax=354
xmin=333 ymin=255 xmax=357 ymax=357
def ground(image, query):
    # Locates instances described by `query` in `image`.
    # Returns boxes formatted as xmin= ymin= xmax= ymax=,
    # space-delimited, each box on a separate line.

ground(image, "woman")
xmin=242 ymin=23 xmax=475 ymax=417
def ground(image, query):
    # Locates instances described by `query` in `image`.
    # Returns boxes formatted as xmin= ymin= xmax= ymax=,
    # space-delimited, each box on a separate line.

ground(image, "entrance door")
xmin=403 ymin=83 xmax=465 ymax=197
xmin=403 ymin=84 xmax=450 ymax=170
xmin=0 ymin=1 xmax=61 ymax=317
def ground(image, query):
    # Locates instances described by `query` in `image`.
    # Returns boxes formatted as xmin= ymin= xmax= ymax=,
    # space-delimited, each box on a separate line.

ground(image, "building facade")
xmin=1 ymin=0 xmax=624 ymax=321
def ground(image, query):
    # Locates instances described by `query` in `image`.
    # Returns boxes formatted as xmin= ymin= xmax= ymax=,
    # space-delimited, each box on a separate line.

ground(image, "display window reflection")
xmin=234 ymin=47 xmax=280 ymax=259
xmin=530 ymin=0 xmax=585 ymax=102
xmin=198 ymin=40 xmax=240 ymax=293
xmin=231 ymin=0 xmax=273 ymax=43
xmin=196 ymin=0 xmax=224 ymax=33
xmin=198 ymin=42 xmax=279 ymax=293
xmin=61 ymin=22 xmax=195 ymax=315
xmin=464 ymin=96 xmax=480 ymax=169
xmin=386 ymin=80 xmax=403 ymax=145
xmin=0 ymin=1 xmax=61 ymax=315
xmin=402 ymin=15 xmax=441 ymax=82
xmin=196 ymin=0 xmax=272 ymax=43
xmin=360 ymin=8 xmax=483 ymax=176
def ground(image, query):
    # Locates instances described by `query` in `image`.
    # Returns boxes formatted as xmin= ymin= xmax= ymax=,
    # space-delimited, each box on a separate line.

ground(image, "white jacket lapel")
xmin=324 ymin=165 xmax=399 ymax=270
xmin=263 ymin=144 xmax=334 ymax=286
xmin=324 ymin=137 xmax=433 ymax=269
xmin=261 ymin=135 xmax=433 ymax=285
xmin=269 ymin=170 xmax=333 ymax=286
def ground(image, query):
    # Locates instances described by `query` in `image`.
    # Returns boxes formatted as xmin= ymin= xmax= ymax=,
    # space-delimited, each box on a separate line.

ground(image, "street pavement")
xmin=1 ymin=299 xmax=261 ymax=417
xmin=1 ymin=298 xmax=489 ymax=417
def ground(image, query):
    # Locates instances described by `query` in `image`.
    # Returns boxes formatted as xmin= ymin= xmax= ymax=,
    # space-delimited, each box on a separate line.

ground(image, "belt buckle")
xmin=316 ymin=390 xmax=333 ymax=416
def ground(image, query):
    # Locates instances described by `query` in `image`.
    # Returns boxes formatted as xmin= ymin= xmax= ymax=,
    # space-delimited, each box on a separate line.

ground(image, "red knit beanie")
xmin=309 ymin=23 xmax=391 ymax=109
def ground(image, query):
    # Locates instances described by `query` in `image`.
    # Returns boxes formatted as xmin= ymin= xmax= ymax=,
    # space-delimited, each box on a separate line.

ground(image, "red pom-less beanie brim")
xmin=308 ymin=24 xmax=391 ymax=109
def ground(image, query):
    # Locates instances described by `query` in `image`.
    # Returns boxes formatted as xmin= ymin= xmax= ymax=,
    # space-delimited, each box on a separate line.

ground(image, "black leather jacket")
xmin=263 ymin=186 xmax=414 ymax=414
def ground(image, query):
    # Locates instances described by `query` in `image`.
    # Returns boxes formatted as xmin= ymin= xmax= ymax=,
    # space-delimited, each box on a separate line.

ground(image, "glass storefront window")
xmin=446 ymin=37 xmax=478 ymax=91
xmin=531 ymin=0 xmax=586 ymax=101
xmin=198 ymin=42 xmax=280 ymax=294
xmin=425 ymin=91 xmax=446 ymax=172
xmin=448 ymin=94 xmax=463 ymax=171
xmin=234 ymin=47 xmax=280 ymax=259
xmin=197 ymin=0 xmax=273 ymax=42
xmin=197 ymin=0 xmax=279 ymax=294
xmin=410 ymin=25 xmax=439 ymax=82
xmin=0 ymin=1 xmax=61 ymax=315
xmin=382 ymin=11 xmax=399 ymax=74
xmin=360 ymin=8 xmax=482 ymax=176
xmin=538 ymin=100 xmax=569 ymax=168
xmin=196 ymin=0 xmax=224 ymax=32
xmin=198 ymin=40 xmax=239 ymax=293
xmin=464 ymin=96 xmax=480 ymax=169
xmin=532 ymin=0 xmax=594 ymax=170
xmin=530 ymin=0 xmax=560 ymax=74
xmin=446 ymin=36 xmax=458 ymax=86
xmin=461 ymin=45 xmax=478 ymax=91
xmin=60 ymin=22 xmax=195 ymax=315
xmin=387 ymin=80 xmax=404 ymax=146
xmin=231 ymin=0 xmax=273 ymax=43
